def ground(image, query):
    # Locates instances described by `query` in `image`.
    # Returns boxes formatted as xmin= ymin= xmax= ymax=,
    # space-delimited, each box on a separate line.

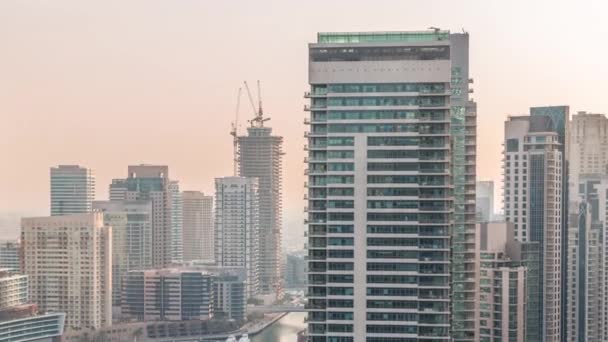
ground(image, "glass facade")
xmin=306 ymin=30 xmax=474 ymax=341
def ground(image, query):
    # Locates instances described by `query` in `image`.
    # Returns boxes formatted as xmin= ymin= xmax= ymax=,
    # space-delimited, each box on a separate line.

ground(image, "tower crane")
xmin=244 ymin=80 xmax=270 ymax=127
xmin=230 ymin=87 xmax=242 ymax=176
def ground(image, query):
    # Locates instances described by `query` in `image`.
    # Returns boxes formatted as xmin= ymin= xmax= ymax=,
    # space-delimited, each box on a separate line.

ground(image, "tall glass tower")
xmin=305 ymin=30 xmax=477 ymax=341
xmin=50 ymin=165 xmax=95 ymax=216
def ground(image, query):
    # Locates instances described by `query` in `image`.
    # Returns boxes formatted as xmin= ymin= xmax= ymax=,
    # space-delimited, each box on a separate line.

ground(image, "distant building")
xmin=0 ymin=269 xmax=28 ymax=309
xmin=477 ymin=222 xmax=527 ymax=342
xmin=182 ymin=263 xmax=248 ymax=322
xmin=566 ymin=174 xmax=608 ymax=342
xmin=21 ymin=213 xmax=111 ymax=331
xmin=503 ymin=107 xmax=569 ymax=341
xmin=476 ymin=180 xmax=494 ymax=222
xmin=50 ymin=165 xmax=95 ymax=216
xmin=182 ymin=191 xmax=214 ymax=262
xmin=0 ymin=308 xmax=65 ymax=342
xmin=284 ymin=250 xmax=306 ymax=289
xmin=122 ymin=268 xmax=214 ymax=322
xmin=211 ymin=268 xmax=247 ymax=322
xmin=0 ymin=267 xmax=66 ymax=342
xmin=110 ymin=165 xmax=177 ymax=267
xmin=93 ymin=200 xmax=153 ymax=307
xmin=215 ymin=177 xmax=260 ymax=297
xmin=169 ymin=181 xmax=183 ymax=263
xmin=238 ymin=124 xmax=284 ymax=296
xmin=0 ymin=240 xmax=20 ymax=272
xmin=569 ymin=112 xmax=608 ymax=198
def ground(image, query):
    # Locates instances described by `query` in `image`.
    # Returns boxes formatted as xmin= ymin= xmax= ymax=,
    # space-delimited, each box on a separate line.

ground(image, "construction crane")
xmin=243 ymin=80 xmax=270 ymax=127
xmin=230 ymin=87 xmax=242 ymax=176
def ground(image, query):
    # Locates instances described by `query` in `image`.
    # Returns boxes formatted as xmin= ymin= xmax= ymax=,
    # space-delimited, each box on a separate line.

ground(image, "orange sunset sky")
xmin=2 ymin=0 xmax=608 ymax=248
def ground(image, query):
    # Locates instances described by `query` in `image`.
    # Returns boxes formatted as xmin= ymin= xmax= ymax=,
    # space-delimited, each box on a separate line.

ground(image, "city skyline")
xmin=3 ymin=0 xmax=608 ymax=245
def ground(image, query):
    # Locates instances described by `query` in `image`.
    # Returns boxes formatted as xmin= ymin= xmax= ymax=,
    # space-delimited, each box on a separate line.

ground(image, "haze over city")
xmin=2 ymin=0 xmax=608 ymax=244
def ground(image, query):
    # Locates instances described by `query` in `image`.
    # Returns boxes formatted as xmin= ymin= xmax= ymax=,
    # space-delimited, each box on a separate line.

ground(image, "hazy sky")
xmin=2 ymin=0 xmax=608 ymax=244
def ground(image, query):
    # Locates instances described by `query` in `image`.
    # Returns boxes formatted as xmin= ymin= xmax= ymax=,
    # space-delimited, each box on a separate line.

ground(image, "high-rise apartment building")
xmin=93 ymin=200 xmax=153 ymax=307
xmin=110 ymin=165 xmax=175 ymax=267
xmin=214 ymin=177 xmax=259 ymax=298
xmin=50 ymin=165 xmax=95 ymax=216
xmin=121 ymin=268 xmax=214 ymax=322
xmin=0 ymin=241 xmax=20 ymax=272
xmin=169 ymin=181 xmax=183 ymax=263
xmin=477 ymin=222 xmax=527 ymax=342
xmin=182 ymin=191 xmax=214 ymax=262
xmin=21 ymin=213 xmax=112 ymax=330
xmin=238 ymin=124 xmax=283 ymax=296
xmin=566 ymin=174 xmax=608 ymax=342
xmin=305 ymin=30 xmax=476 ymax=341
xmin=476 ymin=180 xmax=494 ymax=222
xmin=503 ymin=107 xmax=569 ymax=341
xmin=569 ymin=112 xmax=608 ymax=198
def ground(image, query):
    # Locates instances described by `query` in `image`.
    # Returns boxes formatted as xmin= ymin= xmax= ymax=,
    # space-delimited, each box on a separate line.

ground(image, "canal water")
xmin=251 ymin=312 xmax=307 ymax=342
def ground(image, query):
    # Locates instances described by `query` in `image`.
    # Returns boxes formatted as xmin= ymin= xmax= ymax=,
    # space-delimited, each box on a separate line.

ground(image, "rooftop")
xmin=317 ymin=30 xmax=450 ymax=44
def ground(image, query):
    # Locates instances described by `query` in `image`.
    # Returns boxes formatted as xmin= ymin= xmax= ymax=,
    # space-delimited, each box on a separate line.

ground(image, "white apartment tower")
xmin=182 ymin=191 xmax=214 ymax=262
xmin=569 ymin=112 xmax=608 ymax=198
xmin=110 ymin=165 xmax=175 ymax=267
xmin=306 ymin=30 xmax=477 ymax=341
xmin=238 ymin=125 xmax=284 ymax=296
xmin=92 ymin=200 xmax=153 ymax=307
xmin=503 ymin=107 xmax=568 ymax=342
xmin=214 ymin=177 xmax=260 ymax=298
xmin=21 ymin=213 xmax=112 ymax=331
xmin=50 ymin=165 xmax=95 ymax=216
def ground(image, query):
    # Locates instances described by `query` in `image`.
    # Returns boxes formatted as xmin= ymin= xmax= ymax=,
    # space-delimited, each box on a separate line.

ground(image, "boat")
xmin=225 ymin=335 xmax=237 ymax=342
xmin=238 ymin=333 xmax=250 ymax=342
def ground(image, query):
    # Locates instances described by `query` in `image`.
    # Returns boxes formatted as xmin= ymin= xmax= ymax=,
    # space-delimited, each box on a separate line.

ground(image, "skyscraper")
xmin=21 ymin=213 xmax=112 ymax=331
xmin=238 ymin=123 xmax=283 ymax=296
xmin=182 ymin=191 xmax=214 ymax=262
xmin=93 ymin=200 xmax=153 ymax=307
xmin=169 ymin=180 xmax=183 ymax=263
xmin=566 ymin=174 xmax=608 ymax=342
xmin=110 ymin=165 xmax=175 ymax=267
xmin=305 ymin=30 xmax=476 ymax=341
xmin=568 ymin=112 xmax=608 ymax=198
xmin=476 ymin=180 xmax=494 ymax=222
xmin=214 ymin=177 xmax=259 ymax=298
xmin=50 ymin=165 xmax=95 ymax=216
xmin=503 ymin=107 xmax=568 ymax=341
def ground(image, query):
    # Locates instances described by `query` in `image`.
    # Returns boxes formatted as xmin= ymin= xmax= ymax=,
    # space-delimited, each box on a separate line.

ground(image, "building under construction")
xmin=236 ymin=81 xmax=284 ymax=298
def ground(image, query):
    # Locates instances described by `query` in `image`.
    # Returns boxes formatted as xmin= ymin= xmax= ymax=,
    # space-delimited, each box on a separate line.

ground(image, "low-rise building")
xmin=122 ymin=268 xmax=214 ymax=322
xmin=0 ymin=269 xmax=28 ymax=309
xmin=0 ymin=240 xmax=20 ymax=272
